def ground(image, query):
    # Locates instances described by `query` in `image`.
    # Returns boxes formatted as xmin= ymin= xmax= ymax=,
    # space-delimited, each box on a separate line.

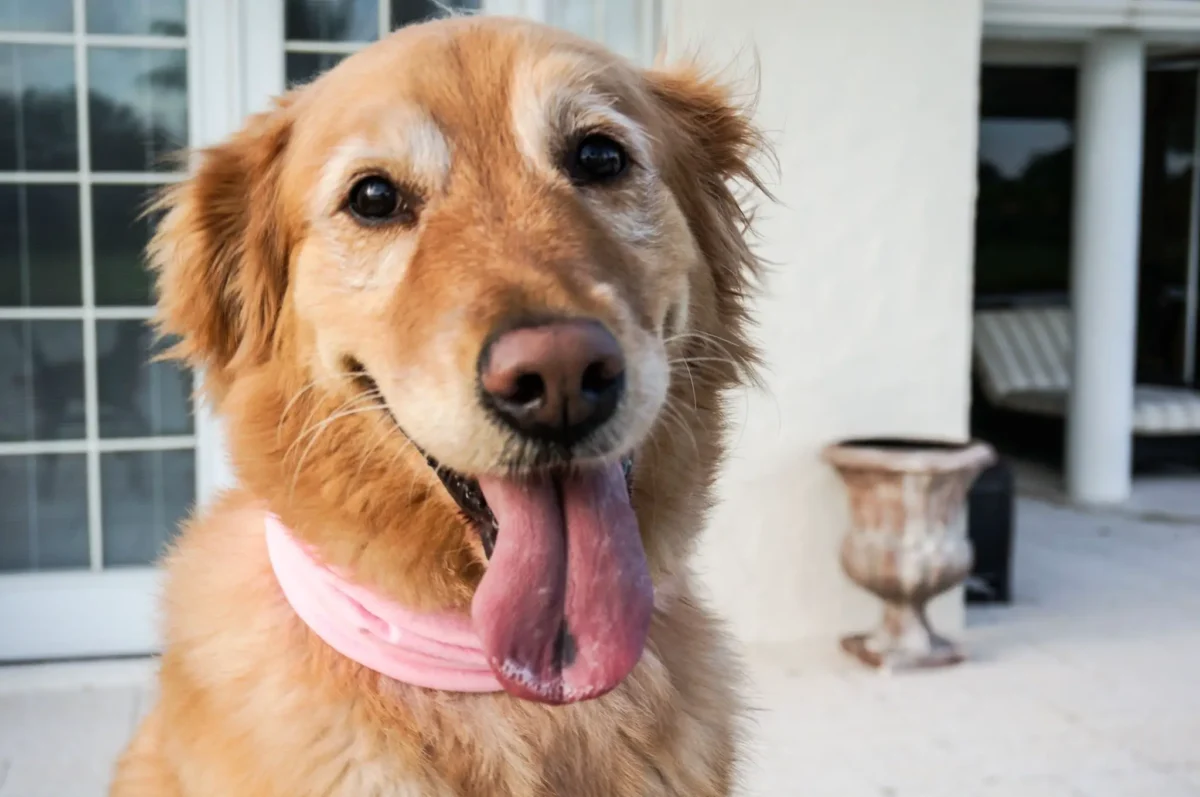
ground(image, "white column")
xmin=1066 ymin=32 xmax=1145 ymax=505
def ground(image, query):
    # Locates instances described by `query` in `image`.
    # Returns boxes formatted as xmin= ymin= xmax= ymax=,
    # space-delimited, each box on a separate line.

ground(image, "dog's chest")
xmin=285 ymin=718 xmax=661 ymax=797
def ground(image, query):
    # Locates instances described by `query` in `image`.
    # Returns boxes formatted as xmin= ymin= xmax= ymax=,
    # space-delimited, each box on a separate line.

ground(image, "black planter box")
xmin=966 ymin=459 xmax=1014 ymax=604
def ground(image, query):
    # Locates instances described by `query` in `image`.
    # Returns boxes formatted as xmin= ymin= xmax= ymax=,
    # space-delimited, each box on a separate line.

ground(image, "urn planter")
xmin=823 ymin=438 xmax=996 ymax=671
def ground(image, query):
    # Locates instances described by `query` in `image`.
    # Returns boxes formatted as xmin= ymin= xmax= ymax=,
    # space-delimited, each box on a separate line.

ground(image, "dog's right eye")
xmin=565 ymin=134 xmax=629 ymax=186
xmin=347 ymin=176 xmax=413 ymax=224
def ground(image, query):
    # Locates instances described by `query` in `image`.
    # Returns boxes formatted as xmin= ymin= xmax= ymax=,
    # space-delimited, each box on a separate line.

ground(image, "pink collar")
xmin=264 ymin=514 xmax=503 ymax=693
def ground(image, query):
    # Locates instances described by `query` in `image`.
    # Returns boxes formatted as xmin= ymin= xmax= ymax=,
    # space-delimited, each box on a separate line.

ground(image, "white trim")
xmin=0 ymin=172 xmax=183 ymax=184
xmin=0 ymin=437 xmax=198 ymax=457
xmin=0 ymin=32 xmax=186 ymax=48
xmin=192 ymin=0 xmax=241 ymax=149
xmin=985 ymin=0 xmax=1200 ymax=40
xmin=640 ymin=0 xmax=662 ymax=66
xmin=0 ymin=657 xmax=155 ymax=693
xmin=71 ymin=0 xmax=103 ymax=572
xmin=285 ymin=39 xmax=368 ymax=55
xmin=378 ymin=0 xmax=391 ymax=37
xmin=593 ymin=0 xmax=606 ymax=44
xmin=190 ymin=0 xmax=254 ymax=507
xmin=661 ymin=0 xmax=684 ymax=60
xmin=522 ymin=0 xmax=550 ymax=23
xmin=0 ymin=570 xmax=163 ymax=661
xmin=241 ymin=0 xmax=285 ymax=116
xmin=0 ymin=307 xmax=156 ymax=320
xmin=483 ymin=0 xmax=532 ymax=15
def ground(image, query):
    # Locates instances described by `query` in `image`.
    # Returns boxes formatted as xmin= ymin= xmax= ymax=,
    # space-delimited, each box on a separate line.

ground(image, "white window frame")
xmin=985 ymin=0 xmax=1200 ymax=41
xmin=0 ymin=0 xmax=240 ymax=661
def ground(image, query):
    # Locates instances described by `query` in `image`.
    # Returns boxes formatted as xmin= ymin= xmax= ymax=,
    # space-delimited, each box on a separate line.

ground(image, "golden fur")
xmin=111 ymin=15 xmax=767 ymax=797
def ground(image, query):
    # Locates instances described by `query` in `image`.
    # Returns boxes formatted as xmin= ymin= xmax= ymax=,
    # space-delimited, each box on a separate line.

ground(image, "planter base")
xmin=839 ymin=604 xmax=964 ymax=671
xmin=840 ymin=633 xmax=964 ymax=671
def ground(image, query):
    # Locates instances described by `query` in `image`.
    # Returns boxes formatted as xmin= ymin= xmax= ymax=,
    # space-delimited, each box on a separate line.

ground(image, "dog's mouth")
xmin=347 ymin=360 xmax=652 ymax=705
xmin=348 ymin=360 xmax=635 ymax=559
xmin=426 ymin=454 xmax=634 ymax=560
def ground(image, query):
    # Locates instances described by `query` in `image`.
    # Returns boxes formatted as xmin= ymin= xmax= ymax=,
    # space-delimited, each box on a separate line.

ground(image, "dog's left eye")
xmin=566 ymin=134 xmax=629 ymax=185
xmin=347 ymin=176 xmax=414 ymax=224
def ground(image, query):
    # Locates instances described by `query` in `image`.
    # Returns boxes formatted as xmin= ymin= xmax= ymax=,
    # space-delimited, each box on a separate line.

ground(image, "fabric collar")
xmin=265 ymin=513 xmax=503 ymax=693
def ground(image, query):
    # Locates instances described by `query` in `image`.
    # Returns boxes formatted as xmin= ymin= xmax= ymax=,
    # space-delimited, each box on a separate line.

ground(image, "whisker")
xmin=285 ymin=390 xmax=379 ymax=463
xmin=287 ymin=399 xmax=389 ymax=496
xmin=351 ymin=416 xmax=398 ymax=482
xmin=674 ymin=356 xmax=699 ymax=410
xmin=277 ymin=380 xmax=320 ymax=445
xmin=655 ymin=397 xmax=702 ymax=462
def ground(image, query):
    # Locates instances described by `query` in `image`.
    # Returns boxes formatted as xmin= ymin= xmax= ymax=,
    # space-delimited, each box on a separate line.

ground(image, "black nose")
xmin=477 ymin=320 xmax=626 ymax=446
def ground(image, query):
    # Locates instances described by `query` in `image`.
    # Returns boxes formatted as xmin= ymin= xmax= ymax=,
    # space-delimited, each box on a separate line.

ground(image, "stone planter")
xmin=823 ymin=438 xmax=996 ymax=671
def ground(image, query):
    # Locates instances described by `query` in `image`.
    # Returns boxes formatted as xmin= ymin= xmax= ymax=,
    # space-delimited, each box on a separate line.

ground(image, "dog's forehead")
xmin=293 ymin=19 xmax=640 ymax=162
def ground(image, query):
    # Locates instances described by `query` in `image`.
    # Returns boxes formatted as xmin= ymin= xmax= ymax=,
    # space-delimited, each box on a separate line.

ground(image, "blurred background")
xmin=1 ymin=0 xmax=1198 ymax=795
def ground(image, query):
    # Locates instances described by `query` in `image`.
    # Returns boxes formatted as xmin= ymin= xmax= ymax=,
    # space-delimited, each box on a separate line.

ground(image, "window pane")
xmin=974 ymin=67 xmax=1076 ymax=301
xmin=89 ymin=47 xmax=188 ymax=172
xmin=286 ymin=51 xmax=348 ymax=88
xmin=0 ymin=454 xmax=89 ymax=572
xmin=86 ymin=0 xmax=186 ymax=36
xmin=602 ymin=0 xmax=641 ymax=61
xmin=0 ymin=184 xmax=82 ymax=307
xmin=0 ymin=0 xmax=73 ymax=33
xmin=0 ymin=320 xmax=85 ymax=442
xmin=97 ymin=321 xmax=192 ymax=438
xmin=391 ymin=0 xmax=478 ymax=29
xmin=0 ymin=44 xmax=78 ymax=172
xmin=287 ymin=0 xmax=378 ymax=42
xmin=547 ymin=0 xmax=595 ymax=40
xmin=93 ymin=183 xmax=159 ymax=306
xmin=1137 ymin=70 xmax=1198 ymax=386
xmin=101 ymin=449 xmax=193 ymax=567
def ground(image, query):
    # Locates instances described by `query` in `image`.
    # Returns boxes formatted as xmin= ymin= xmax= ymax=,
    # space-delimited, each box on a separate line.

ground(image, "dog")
xmin=111 ymin=15 xmax=767 ymax=796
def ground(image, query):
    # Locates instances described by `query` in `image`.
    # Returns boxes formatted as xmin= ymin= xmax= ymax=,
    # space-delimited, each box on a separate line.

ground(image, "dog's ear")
xmin=644 ymin=65 xmax=771 ymax=385
xmin=148 ymin=98 xmax=295 ymax=401
xmin=645 ymin=65 xmax=766 ymax=196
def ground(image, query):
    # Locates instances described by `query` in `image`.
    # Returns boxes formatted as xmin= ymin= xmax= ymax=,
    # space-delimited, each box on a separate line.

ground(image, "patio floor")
xmin=2 ymin=479 xmax=1199 ymax=796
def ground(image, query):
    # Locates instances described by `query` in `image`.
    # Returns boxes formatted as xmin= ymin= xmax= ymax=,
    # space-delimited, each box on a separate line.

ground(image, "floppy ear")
xmin=645 ymin=65 xmax=772 ymax=385
xmin=148 ymin=98 xmax=295 ymax=401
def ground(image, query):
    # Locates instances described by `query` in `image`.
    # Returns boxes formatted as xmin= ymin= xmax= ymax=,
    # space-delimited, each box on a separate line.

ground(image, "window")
xmin=0 ymin=0 xmax=195 ymax=573
xmin=284 ymin=0 xmax=481 ymax=87
xmin=974 ymin=66 xmax=1077 ymax=303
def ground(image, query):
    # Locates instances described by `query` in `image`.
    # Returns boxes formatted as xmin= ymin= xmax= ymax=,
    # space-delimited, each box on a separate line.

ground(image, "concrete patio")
xmin=2 ymin=478 xmax=1199 ymax=796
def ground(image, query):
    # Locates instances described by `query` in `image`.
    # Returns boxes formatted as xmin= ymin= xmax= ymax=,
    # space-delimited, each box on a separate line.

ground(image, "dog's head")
xmin=152 ymin=16 xmax=766 ymax=704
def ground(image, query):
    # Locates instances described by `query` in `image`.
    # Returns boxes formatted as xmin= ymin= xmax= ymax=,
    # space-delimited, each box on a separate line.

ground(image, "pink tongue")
xmin=470 ymin=464 xmax=653 ymax=704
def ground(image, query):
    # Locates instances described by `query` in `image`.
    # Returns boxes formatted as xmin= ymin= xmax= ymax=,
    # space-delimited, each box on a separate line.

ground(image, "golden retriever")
xmin=111 ymin=14 xmax=766 ymax=797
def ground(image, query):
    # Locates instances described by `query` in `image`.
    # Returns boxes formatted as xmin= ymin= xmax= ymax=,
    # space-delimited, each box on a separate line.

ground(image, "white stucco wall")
xmin=665 ymin=0 xmax=984 ymax=645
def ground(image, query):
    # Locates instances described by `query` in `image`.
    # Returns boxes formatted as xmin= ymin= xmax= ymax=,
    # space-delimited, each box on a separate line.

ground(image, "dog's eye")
xmin=347 ymin=176 xmax=412 ymax=224
xmin=567 ymin=134 xmax=629 ymax=185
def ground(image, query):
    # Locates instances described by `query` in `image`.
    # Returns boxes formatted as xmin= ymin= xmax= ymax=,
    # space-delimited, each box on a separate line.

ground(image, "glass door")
xmin=280 ymin=0 xmax=659 ymax=88
xmin=0 ymin=0 xmax=198 ymax=660
xmin=973 ymin=58 xmax=1200 ymax=388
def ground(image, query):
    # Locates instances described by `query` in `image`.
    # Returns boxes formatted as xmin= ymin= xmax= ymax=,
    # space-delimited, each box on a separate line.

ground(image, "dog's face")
xmin=290 ymin=30 xmax=688 ymax=479
xmin=152 ymin=17 xmax=764 ymax=704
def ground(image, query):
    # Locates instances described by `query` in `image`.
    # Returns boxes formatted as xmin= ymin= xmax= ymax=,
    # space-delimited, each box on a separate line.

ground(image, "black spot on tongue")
xmin=555 ymin=625 xmax=578 ymax=669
